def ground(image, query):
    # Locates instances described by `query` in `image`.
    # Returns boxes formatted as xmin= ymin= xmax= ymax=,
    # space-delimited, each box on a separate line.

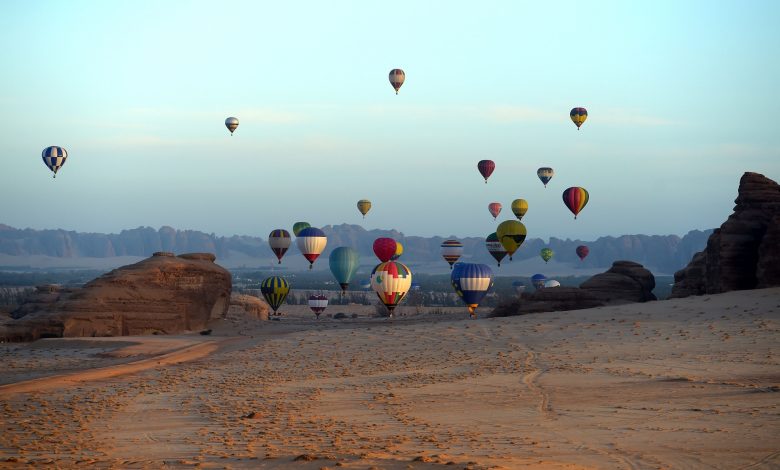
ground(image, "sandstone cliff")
xmin=0 ymin=252 xmax=231 ymax=342
xmin=672 ymin=172 xmax=780 ymax=297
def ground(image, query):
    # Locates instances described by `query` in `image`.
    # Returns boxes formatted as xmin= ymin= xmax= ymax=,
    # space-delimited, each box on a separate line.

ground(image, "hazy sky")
xmin=1 ymin=1 xmax=778 ymax=241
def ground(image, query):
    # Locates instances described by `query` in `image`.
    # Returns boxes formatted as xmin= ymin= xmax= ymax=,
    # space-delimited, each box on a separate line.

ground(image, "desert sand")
xmin=1 ymin=288 xmax=779 ymax=469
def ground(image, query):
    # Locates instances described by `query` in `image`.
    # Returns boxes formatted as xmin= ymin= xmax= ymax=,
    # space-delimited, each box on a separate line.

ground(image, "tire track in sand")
xmin=0 ymin=340 xmax=223 ymax=396
xmin=523 ymin=350 xmax=553 ymax=417
xmin=522 ymin=349 xmax=642 ymax=470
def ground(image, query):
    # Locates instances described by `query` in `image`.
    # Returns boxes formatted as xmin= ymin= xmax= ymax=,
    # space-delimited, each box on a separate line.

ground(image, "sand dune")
xmin=1 ymin=288 xmax=778 ymax=468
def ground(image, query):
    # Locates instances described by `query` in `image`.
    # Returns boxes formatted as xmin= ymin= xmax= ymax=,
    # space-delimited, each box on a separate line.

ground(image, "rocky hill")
xmin=0 ymin=223 xmax=710 ymax=274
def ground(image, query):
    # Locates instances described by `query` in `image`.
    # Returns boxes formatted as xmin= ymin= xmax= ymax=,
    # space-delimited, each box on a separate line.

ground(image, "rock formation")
xmin=672 ymin=172 xmax=780 ymax=297
xmin=0 ymin=252 xmax=231 ymax=342
xmin=491 ymin=261 xmax=656 ymax=317
xmin=580 ymin=261 xmax=656 ymax=303
xmin=228 ymin=294 xmax=270 ymax=321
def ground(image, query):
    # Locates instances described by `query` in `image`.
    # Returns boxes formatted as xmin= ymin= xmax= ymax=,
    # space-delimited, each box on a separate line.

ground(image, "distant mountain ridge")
xmin=0 ymin=223 xmax=711 ymax=274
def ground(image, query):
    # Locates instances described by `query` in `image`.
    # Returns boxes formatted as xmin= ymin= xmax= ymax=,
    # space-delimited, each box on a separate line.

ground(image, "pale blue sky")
xmin=1 ymin=1 xmax=778 ymax=241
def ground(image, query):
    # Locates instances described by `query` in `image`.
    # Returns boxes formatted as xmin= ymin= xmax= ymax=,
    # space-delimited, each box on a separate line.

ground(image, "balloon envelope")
xmin=329 ymin=247 xmax=360 ymax=293
xmin=296 ymin=227 xmax=327 ymax=269
xmin=488 ymin=202 xmax=502 ymax=220
xmin=357 ymin=199 xmax=372 ymax=218
xmin=440 ymin=239 xmax=464 ymax=268
xmin=268 ymin=229 xmax=291 ymax=264
xmin=544 ymin=280 xmax=561 ymax=288
xmin=576 ymin=245 xmax=590 ymax=261
xmin=485 ymin=232 xmax=507 ymax=266
xmin=225 ymin=117 xmax=239 ymax=135
xmin=371 ymin=261 xmax=412 ymax=316
xmin=391 ymin=241 xmax=403 ymax=260
xmin=511 ymin=199 xmax=528 ymax=220
xmin=512 ymin=280 xmax=526 ymax=295
xmin=261 ymin=276 xmax=290 ymax=314
xmin=42 ymin=146 xmax=68 ymax=178
xmin=451 ymin=263 xmax=494 ymax=317
xmin=389 ymin=68 xmax=405 ymax=94
xmin=531 ymin=274 xmax=547 ymax=290
xmin=540 ymin=248 xmax=553 ymax=263
xmin=477 ymin=160 xmax=495 ymax=183
xmin=496 ymin=220 xmax=527 ymax=259
xmin=562 ymin=187 xmax=589 ymax=219
xmin=537 ymin=167 xmax=554 ymax=187
xmin=292 ymin=222 xmax=311 ymax=236
xmin=373 ymin=237 xmax=397 ymax=262
xmin=570 ymin=107 xmax=588 ymax=130
xmin=308 ymin=294 xmax=328 ymax=317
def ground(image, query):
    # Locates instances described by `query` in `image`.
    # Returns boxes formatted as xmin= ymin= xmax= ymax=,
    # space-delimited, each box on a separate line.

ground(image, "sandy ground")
xmin=1 ymin=289 xmax=779 ymax=469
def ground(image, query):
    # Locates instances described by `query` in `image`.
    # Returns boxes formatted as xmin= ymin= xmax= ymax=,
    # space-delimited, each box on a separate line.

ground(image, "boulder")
xmin=580 ymin=260 xmax=656 ymax=303
xmin=490 ymin=261 xmax=656 ymax=317
xmin=1 ymin=253 xmax=231 ymax=342
xmin=228 ymin=294 xmax=270 ymax=321
xmin=491 ymin=287 xmax=604 ymax=317
xmin=672 ymin=172 xmax=780 ymax=297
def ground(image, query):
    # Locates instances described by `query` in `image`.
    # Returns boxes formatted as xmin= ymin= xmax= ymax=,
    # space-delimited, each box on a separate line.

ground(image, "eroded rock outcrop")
xmin=672 ymin=172 xmax=780 ymax=297
xmin=228 ymin=294 xmax=270 ymax=321
xmin=0 ymin=252 xmax=231 ymax=342
xmin=491 ymin=261 xmax=656 ymax=317
xmin=580 ymin=260 xmax=656 ymax=303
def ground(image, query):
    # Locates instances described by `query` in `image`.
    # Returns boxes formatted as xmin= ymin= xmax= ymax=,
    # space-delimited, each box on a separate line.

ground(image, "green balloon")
xmin=293 ymin=221 xmax=311 ymax=236
xmin=329 ymin=247 xmax=360 ymax=293
xmin=540 ymin=247 xmax=554 ymax=263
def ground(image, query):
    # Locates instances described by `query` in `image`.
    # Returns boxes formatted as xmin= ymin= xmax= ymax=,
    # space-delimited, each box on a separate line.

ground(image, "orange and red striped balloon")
xmin=562 ymin=187 xmax=589 ymax=219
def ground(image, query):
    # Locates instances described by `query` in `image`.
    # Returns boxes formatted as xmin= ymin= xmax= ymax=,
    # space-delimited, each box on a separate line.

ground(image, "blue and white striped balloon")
xmin=41 ymin=146 xmax=68 ymax=178
xmin=451 ymin=262 xmax=494 ymax=317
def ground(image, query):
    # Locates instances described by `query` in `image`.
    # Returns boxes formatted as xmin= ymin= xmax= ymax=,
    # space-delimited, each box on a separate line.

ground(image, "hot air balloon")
xmin=389 ymin=68 xmax=405 ymax=94
xmin=531 ymin=274 xmax=547 ymax=290
xmin=477 ymin=160 xmax=495 ymax=183
xmin=308 ymin=294 xmax=328 ymax=318
xmin=562 ymin=187 xmax=589 ymax=219
xmin=359 ymin=279 xmax=371 ymax=290
xmin=485 ymin=232 xmax=507 ymax=267
xmin=371 ymin=261 xmax=412 ymax=317
xmin=540 ymin=247 xmax=553 ymax=264
xmin=488 ymin=202 xmax=502 ymax=220
xmin=512 ymin=280 xmax=526 ymax=295
xmin=496 ymin=220 xmax=527 ymax=260
xmin=411 ymin=281 xmax=421 ymax=291
xmin=511 ymin=199 xmax=528 ymax=220
xmin=373 ymin=237 xmax=397 ymax=263
xmin=440 ymin=239 xmax=463 ymax=269
xmin=329 ymin=247 xmax=360 ymax=293
xmin=451 ymin=263 xmax=494 ymax=318
xmin=544 ymin=280 xmax=561 ymax=288
xmin=576 ymin=245 xmax=590 ymax=261
xmin=391 ymin=241 xmax=403 ymax=260
xmin=537 ymin=167 xmax=554 ymax=187
xmin=261 ymin=276 xmax=290 ymax=315
xmin=225 ymin=117 xmax=239 ymax=135
xmin=268 ymin=229 xmax=291 ymax=264
xmin=296 ymin=227 xmax=327 ymax=269
xmin=292 ymin=222 xmax=311 ymax=236
xmin=41 ymin=146 xmax=68 ymax=178
xmin=357 ymin=199 xmax=372 ymax=218
xmin=570 ymin=107 xmax=587 ymax=130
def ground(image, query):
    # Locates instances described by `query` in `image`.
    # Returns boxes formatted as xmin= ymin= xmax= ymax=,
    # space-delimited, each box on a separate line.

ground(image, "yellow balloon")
xmin=357 ymin=199 xmax=372 ymax=218
xmin=496 ymin=220 xmax=527 ymax=260
xmin=511 ymin=199 xmax=528 ymax=220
